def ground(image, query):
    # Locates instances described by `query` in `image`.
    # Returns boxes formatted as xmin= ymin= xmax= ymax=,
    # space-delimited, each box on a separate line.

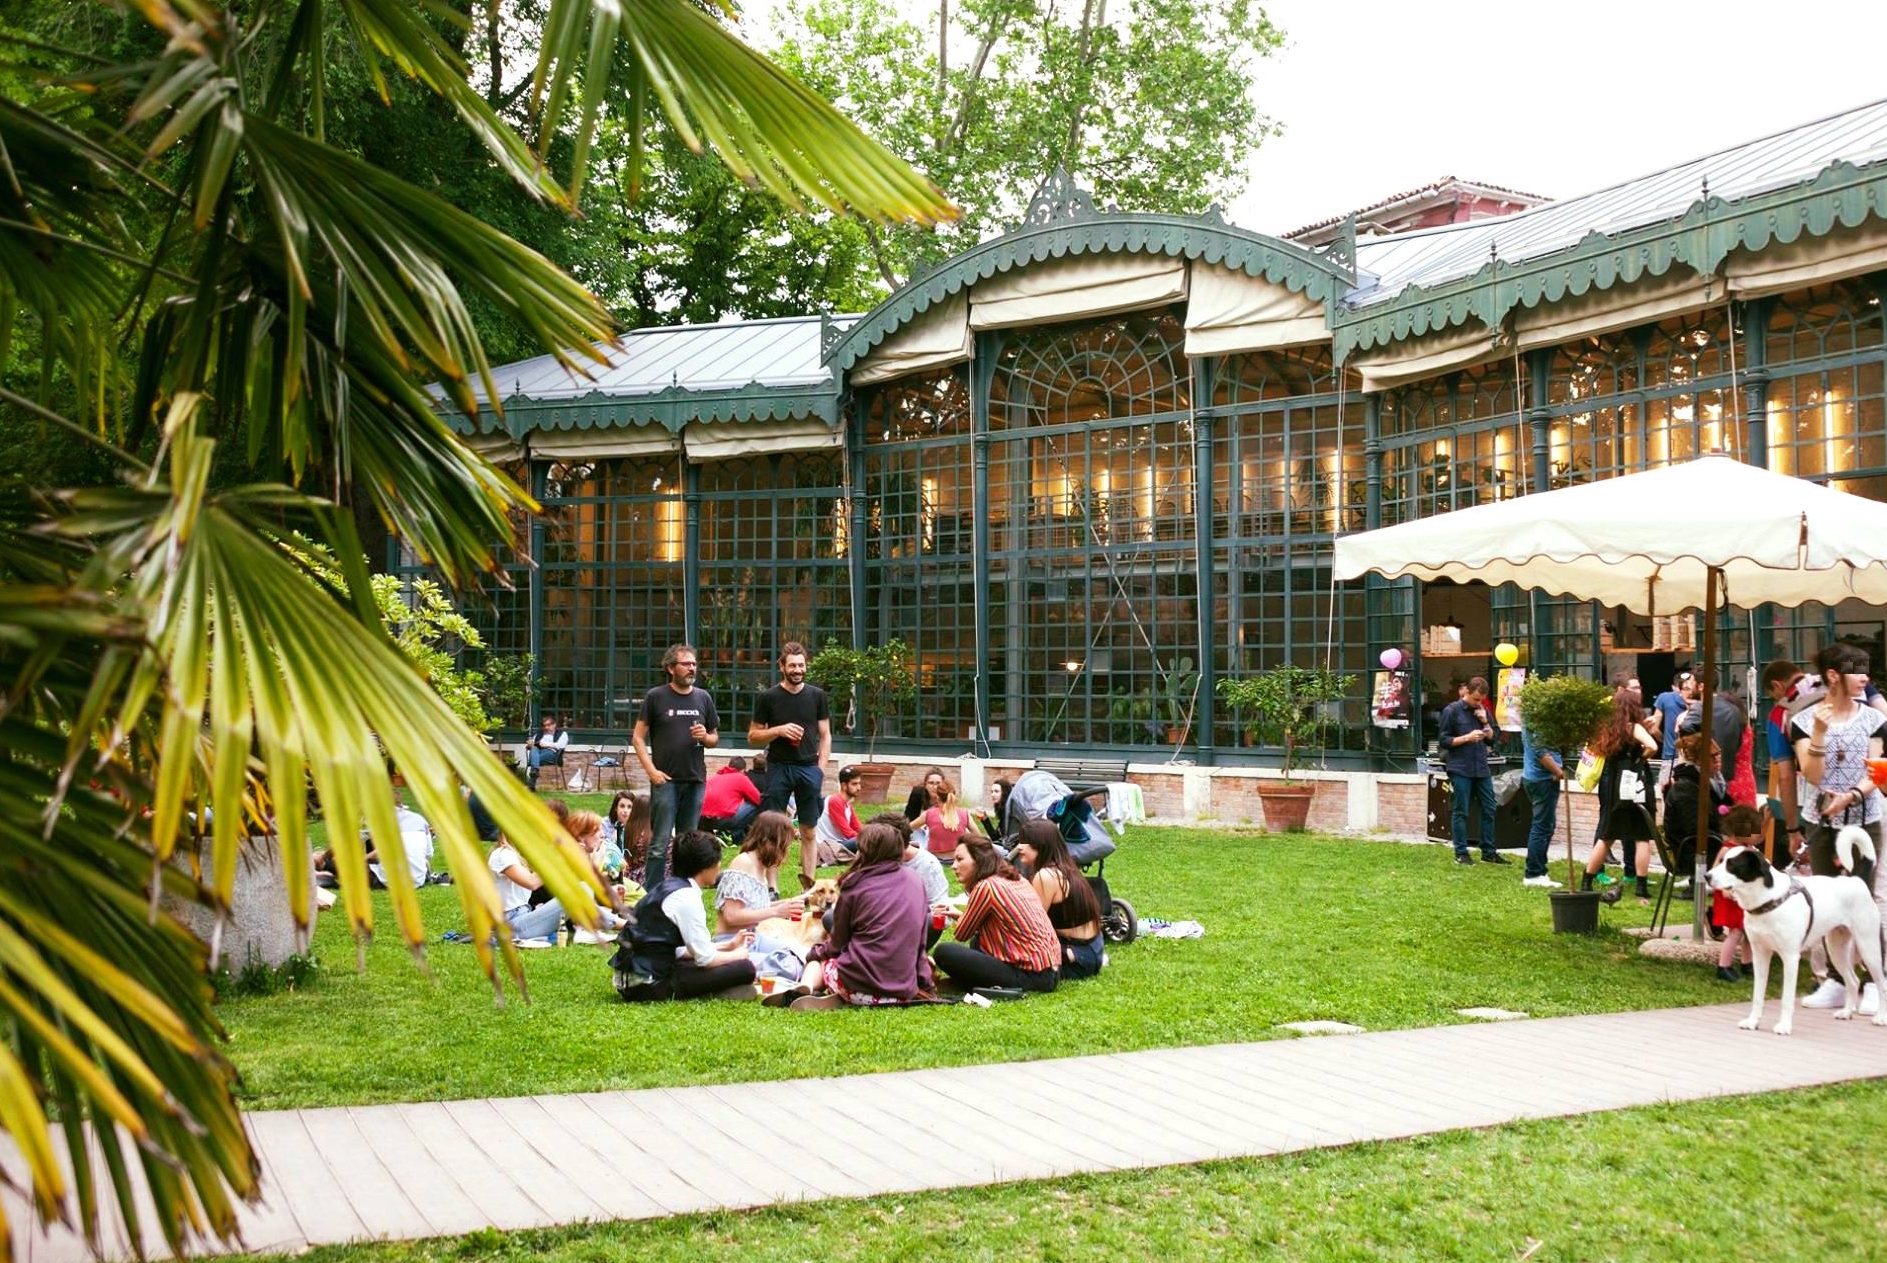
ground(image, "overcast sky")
xmin=1229 ymin=0 xmax=1887 ymax=235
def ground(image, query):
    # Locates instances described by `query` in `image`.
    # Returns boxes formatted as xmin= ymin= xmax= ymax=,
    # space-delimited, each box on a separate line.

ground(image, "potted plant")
xmin=1217 ymin=664 xmax=1356 ymax=831
xmin=1516 ymin=674 xmax=1614 ymax=933
xmin=808 ymin=638 xmax=917 ymax=802
xmin=1161 ymin=656 xmax=1200 ymax=744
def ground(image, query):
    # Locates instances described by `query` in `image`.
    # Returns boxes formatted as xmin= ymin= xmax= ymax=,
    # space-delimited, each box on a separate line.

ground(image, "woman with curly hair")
xmin=1580 ymin=688 xmax=1660 ymax=903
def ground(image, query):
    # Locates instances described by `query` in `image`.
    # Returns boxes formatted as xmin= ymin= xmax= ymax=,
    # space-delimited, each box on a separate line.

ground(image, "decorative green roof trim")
xmin=1334 ymin=156 xmax=1887 ymax=362
xmin=827 ymin=173 xmax=1354 ymax=374
xmin=443 ymin=382 xmax=839 ymax=440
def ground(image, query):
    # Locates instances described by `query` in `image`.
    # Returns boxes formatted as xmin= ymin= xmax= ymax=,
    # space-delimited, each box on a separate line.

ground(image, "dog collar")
xmin=1743 ymin=875 xmax=1803 ymax=917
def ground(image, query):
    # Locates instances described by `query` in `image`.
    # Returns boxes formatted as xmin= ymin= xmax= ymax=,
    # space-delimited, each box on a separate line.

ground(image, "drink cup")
xmin=758 ymin=976 xmax=776 ymax=997
xmin=931 ymin=910 xmax=947 ymax=931
xmin=1867 ymin=757 xmax=1887 ymax=788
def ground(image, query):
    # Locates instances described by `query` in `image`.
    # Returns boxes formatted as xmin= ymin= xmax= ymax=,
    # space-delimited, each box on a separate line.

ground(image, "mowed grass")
xmin=218 ymin=802 xmax=1734 ymax=1110
xmin=250 ymin=1080 xmax=1887 ymax=1263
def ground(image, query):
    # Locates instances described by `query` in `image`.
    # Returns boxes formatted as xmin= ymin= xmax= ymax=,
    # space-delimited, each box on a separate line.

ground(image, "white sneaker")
xmin=1801 ymin=978 xmax=1848 ymax=1009
xmin=1522 ymin=875 xmax=1563 ymax=889
xmin=572 ymin=927 xmax=612 ymax=946
xmin=515 ymin=936 xmax=557 ymax=950
xmin=1861 ymin=983 xmax=1881 ymax=1017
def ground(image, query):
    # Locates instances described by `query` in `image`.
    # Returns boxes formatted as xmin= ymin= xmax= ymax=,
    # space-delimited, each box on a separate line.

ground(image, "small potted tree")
xmin=1516 ymin=673 xmax=1614 ymax=934
xmin=1217 ymin=664 xmax=1355 ymax=831
xmin=809 ymin=638 xmax=917 ymax=802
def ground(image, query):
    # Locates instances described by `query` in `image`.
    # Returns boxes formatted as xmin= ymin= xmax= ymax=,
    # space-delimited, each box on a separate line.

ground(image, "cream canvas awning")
xmin=1351 ymin=323 xmax=1504 ymax=393
xmin=849 ymin=292 xmax=972 ymax=386
xmin=969 ymin=251 xmax=1188 ymax=330
xmin=1513 ymin=269 xmax=1715 ymax=351
xmin=684 ymin=416 xmax=842 ymax=461
xmin=531 ymin=426 xmax=679 ymax=460
xmin=1727 ymin=219 xmax=1887 ymax=298
xmin=1183 ymin=262 xmax=1329 ymax=355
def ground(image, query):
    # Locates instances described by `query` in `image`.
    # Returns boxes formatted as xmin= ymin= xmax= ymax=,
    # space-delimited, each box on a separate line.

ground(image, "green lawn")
xmin=220 ymin=815 xmax=1733 ymax=1110
xmin=247 ymin=1080 xmax=1887 ymax=1263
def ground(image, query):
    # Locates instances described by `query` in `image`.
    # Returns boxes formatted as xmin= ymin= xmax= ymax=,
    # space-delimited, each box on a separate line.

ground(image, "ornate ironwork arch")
xmin=826 ymin=175 xmax=1356 ymax=378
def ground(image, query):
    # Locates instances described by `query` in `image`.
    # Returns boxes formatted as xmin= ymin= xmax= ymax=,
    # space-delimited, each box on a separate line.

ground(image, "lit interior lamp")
xmin=1065 ymin=659 xmax=1084 ymax=674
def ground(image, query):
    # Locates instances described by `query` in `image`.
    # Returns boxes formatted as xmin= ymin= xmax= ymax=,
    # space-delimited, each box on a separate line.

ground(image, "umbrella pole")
xmin=1694 ymin=567 xmax=1718 ymax=941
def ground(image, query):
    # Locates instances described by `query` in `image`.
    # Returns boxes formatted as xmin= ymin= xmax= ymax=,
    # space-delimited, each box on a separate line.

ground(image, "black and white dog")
xmin=1705 ymin=826 xmax=1887 ymax=1036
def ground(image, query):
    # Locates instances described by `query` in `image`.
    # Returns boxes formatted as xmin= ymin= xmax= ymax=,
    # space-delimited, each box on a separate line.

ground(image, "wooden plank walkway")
xmin=8 ymin=1002 xmax=1887 ymax=1261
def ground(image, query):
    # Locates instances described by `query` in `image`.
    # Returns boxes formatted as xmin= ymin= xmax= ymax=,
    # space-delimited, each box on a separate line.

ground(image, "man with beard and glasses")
xmin=633 ymin=643 xmax=720 ymax=886
xmin=750 ymin=641 xmax=832 ymax=890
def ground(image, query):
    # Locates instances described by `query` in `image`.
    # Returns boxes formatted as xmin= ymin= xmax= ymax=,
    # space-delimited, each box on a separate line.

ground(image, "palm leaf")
xmin=534 ymin=0 xmax=954 ymax=220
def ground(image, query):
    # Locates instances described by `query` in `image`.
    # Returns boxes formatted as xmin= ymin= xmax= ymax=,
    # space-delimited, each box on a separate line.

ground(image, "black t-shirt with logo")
xmin=752 ymin=683 xmax=830 ymax=765
xmin=640 ymin=684 xmax=718 ymax=783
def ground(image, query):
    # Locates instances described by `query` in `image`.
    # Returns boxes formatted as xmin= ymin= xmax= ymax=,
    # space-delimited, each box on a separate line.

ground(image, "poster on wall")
xmin=1495 ymin=667 xmax=1527 ymax=731
xmin=1371 ymin=670 xmax=1412 ymax=729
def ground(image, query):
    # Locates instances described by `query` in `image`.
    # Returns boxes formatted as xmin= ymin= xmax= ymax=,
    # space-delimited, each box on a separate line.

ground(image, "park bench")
xmin=1032 ymin=756 xmax=1131 ymax=794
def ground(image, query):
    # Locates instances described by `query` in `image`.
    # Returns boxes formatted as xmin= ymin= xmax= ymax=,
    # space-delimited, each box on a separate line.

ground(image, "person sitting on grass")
xmin=1013 ymin=819 xmax=1105 ymax=980
xmin=612 ymin=830 xmax=755 ymax=1002
xmin=714 ymin=810 xmax=806 ymax=936
xmin=864 ymin=811 xmax=949 ymax=947
xmin=488 ymin=833 xmax=565 ymax=948
xmin=932 ymin=837 xmax=1061 ymax=994
xmin=789 ymin=822 xmax=936 ymax=1009
xmin=812 ymin=764 xmax=863 ymax=867
xmin=606 ymin=790 xmax=653 ymax=886
xmin=1712 ymin=805 xmax=1763 ymax=983
xmin=562 ymin=810 xmax=631 ymax=944
xmin=922 ymin=780 xmax=971 ymax=858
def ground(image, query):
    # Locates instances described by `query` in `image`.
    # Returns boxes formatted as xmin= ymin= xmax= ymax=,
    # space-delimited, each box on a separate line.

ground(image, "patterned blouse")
xmin=714 ymin=867 xmax=776 ymax=913
xmin=953 ymin=874 xmax=1061 ymax=973
xmin=1792 ymin=706 xmax=1886 ymax=826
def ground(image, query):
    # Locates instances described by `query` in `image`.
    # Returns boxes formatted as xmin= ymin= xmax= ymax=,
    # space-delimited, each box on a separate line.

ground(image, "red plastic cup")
xmin=1867 ymin=757 xmax=1887 ymax=788
xmin=931 ymin=910 xmax=947 ymax=931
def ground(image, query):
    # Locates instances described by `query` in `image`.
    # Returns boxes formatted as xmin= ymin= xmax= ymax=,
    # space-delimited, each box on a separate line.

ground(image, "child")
xmin=1713 ymin=805 xmax=1764 ymax=982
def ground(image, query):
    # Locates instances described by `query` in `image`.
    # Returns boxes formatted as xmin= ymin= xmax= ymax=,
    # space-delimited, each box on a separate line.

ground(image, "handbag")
xmin=1573 ymin=748 xmax=1605 ymax=793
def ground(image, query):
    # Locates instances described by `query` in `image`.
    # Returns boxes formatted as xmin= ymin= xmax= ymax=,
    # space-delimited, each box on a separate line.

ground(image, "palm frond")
xmin=535 ymin=0 xmax=954 ymax=221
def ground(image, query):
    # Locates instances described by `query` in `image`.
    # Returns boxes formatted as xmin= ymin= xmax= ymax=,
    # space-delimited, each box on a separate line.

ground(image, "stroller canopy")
xmin=1006 ymin=770 xmax=1118 ymax=867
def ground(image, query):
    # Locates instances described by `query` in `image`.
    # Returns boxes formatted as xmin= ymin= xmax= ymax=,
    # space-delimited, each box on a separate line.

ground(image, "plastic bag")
xmin=1574 ymin=748 xmax=1605 ymax=792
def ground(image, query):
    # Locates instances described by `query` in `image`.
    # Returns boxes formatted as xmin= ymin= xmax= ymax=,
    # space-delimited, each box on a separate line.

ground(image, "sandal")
xmin=761 ymin=985 xmax=807 ymax=1009
xmin=788 ymin=992 xmax=844 ymax=1011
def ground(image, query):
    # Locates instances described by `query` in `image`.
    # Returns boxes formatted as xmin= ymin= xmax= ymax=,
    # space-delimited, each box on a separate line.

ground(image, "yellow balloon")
xmin=1494 ymin=642 xmax=1519 ymax=667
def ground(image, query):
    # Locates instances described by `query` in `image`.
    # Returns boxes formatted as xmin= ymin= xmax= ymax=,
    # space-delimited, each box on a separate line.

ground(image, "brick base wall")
xmin=506 ymin=742 xmax=1619 ymax=845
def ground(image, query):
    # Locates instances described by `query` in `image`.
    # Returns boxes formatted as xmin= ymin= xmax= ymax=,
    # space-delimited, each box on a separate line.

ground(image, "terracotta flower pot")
xmin=851 ymin=762 xmax=897 ymax=803
xmin=1254 ymin=781 xmax=1315 ymax=832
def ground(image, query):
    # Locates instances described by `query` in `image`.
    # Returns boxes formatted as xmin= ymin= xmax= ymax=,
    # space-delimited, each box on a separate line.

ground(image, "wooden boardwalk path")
xmin=9 ymin=1002 xmax=1887 ymax=1261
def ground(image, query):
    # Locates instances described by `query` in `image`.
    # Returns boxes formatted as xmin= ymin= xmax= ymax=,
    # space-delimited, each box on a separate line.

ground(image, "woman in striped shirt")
xmin=933 ymin=837 xmax=1061 ymax=993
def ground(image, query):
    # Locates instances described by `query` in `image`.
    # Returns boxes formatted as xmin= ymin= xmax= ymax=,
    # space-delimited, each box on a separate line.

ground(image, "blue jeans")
xmin=646 ymin=778 xmax=706 ymax=887
xmin=1449 ymin=772 xmax=1497 ymax=857
xmin=1523 ymin=777 xmax=1560 ymax=877
xmin=506 ymin=899 xmax=564 ymax=943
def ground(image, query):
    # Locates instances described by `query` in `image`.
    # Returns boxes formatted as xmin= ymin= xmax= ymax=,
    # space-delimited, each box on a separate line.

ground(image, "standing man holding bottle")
xmin=750 ymin=641 xmax=832 ymax=890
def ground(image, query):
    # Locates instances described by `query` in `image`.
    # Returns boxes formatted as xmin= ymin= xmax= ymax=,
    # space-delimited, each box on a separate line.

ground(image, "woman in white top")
xmin=487 ymin=835 xmax=565 ymax=946
xmin=1791 ymin=642 xmax=1887 ymax=1013
xmin=715 ymin=811 xmax=805 ymax=934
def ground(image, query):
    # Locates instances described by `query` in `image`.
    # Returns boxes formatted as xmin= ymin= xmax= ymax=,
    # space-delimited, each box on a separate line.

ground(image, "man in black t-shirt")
xmin=749 ymin=641 xmax=831 ymax=889
xmin=634 ymin=643 xmax=720 ymax=885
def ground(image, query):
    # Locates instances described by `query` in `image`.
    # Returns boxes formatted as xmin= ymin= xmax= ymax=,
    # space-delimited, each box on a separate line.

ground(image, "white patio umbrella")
xmin=1334 ymin=454 xmax=1887 ymax=936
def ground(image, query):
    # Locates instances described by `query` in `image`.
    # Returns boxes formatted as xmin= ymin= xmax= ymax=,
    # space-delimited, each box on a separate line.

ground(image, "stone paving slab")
xmin=8 ymin=1002 xmax=1887 ymax=1263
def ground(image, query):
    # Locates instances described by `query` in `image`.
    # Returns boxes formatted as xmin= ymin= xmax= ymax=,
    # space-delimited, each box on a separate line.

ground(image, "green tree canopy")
xmin=769 ymin=0 xmax=1284 ymax=287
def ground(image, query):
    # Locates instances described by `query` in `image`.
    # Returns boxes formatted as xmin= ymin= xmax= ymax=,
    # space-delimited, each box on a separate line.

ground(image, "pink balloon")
xmin=1379 ymin=648 xmax=1404 ymax=670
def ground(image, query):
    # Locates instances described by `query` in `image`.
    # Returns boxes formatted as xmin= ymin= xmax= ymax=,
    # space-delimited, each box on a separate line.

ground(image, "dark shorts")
xmin=765 ymin=762 xmax=824 ymax=827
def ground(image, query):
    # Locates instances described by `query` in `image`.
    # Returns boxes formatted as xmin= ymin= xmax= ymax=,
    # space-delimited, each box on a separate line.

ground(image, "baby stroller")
xmin=1002 ymin=769 xmax=1138 ymax=944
